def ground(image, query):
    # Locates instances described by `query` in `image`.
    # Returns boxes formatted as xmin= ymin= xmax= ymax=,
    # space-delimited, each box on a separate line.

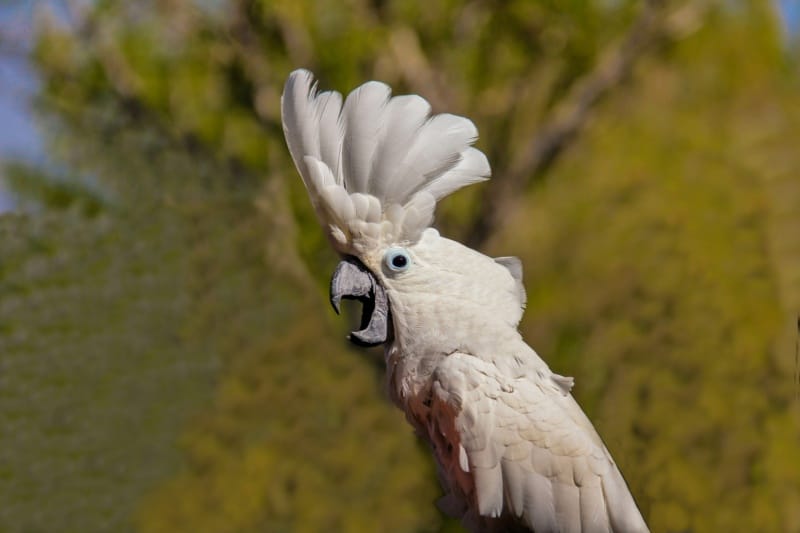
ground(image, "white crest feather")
xmin=281 ymin=69 xmax=491 ymax=254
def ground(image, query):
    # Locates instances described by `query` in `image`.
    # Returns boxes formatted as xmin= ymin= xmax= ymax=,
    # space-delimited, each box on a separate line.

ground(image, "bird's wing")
xmin=427 ymin=352 xmax=648 ymax=533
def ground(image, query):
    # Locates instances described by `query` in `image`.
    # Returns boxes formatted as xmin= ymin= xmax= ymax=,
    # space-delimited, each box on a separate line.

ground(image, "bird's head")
xmin=282 ymin=70 xmax=524 ymax=349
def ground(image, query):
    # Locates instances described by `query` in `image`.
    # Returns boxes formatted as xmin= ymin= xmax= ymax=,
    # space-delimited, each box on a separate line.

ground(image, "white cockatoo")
xmin=281 ymin=69 xmax=649 ymax=533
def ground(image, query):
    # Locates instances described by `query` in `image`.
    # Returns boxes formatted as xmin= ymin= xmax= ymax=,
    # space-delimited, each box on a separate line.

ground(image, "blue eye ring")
xmin=384 ymin=247 xmax=412 ymax=273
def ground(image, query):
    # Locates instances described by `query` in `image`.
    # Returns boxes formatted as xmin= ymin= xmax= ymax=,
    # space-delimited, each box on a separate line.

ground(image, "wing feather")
xmin=527 ymin=471 xmax=558 ymax=532
xmin=427 ymin=352 xmax=648 ymax=533
xmin=553 ymin=481 xmax=581 ymax=533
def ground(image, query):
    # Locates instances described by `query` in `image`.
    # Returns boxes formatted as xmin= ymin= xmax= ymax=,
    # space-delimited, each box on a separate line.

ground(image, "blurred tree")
xmin=1 ymin=0 xmax=799 ymax=532
xmin=492 ymin=6 xmax=800 ymax=531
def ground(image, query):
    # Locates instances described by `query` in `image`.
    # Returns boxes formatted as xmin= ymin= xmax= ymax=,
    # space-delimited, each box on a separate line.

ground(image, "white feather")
xmin=423 ymin=147 xmax=491 ymax=201
xmin=383 ymin=113 xmax=483 ymax=204
xmin=527 ymin=471 xmax=557 ymax=532
xmin=459 ymin=444 xmax=470 ymax=473
xmin=321 ymin=185 xmax=354 ymax=228
xmin=350 ymin=193 xmax=372 ymax=222
xmin=400 ymin=192 xmax=436 ymax=243
xmin=419 ymin=351 xmax=649 ymax=533
xmin=369 ymin=94 xmax=432 ymax=198
xmin=554 ymin=481 xmax=582 ymax=533
xmin=341 ymin=81 xmax=391 ymax=193
xmin=603 ymin=464 xmax=650 ymax=532
xmin=580 ymin=477 xmax=612 ymax=533
xmin=501 ymin=457 xmax=526 ymax=516
xmin=365 ymin=195 xmax=381 ymax=223
xmin=475 ymin=463 xmax=504 ymax=517
xmin=282 ymin=71 xmax=342 ymax=189
xmin=316 ymin=90 xmax=344 ymax=185
xmin=281 ymin=69 xmax=490 ymax=253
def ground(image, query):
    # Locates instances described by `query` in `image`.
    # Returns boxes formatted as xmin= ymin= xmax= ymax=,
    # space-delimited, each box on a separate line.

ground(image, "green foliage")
xmin=2 ymin=162 xmax=107 ymax=215
xmin=2 ymin=1 xmax=799 ymax=532
xmin=493 ymin=13 xmax=800 ymax=531
xmin=0 ymin=192 xmax=218 ymax=531
xmin=138 ymin=316 xmax=440 ymax=533
xmin=0 ymin=110 xmax=443 ymax=532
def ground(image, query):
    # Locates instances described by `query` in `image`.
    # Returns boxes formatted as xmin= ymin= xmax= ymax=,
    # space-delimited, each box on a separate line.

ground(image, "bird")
xmin=281 ymin=69 xmax=649 ymax=533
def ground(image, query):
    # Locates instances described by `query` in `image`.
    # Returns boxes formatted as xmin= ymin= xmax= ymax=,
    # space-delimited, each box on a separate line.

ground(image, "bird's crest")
xmin=281 ymin=69 xmax=490 ymax=255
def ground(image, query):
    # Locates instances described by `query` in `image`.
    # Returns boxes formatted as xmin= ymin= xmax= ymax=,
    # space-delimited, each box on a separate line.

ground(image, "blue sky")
xmin=780 ymin=0 xmax=800 ymax=35
xmin=0 ymin=1 xmax=799 ymax=211
xmin=0 ymin=0 xmax=72 ymax=210
xmin=0 ymin=2 xmax=46 ymax=162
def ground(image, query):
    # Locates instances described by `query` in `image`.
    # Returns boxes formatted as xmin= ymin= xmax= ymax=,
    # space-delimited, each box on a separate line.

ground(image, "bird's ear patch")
xmin=494 ymin=256 xmax=526 ymax=308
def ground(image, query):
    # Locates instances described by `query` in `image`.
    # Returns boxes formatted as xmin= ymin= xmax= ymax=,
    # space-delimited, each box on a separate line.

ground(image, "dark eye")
xmin=384 ymin=247 xmax=412 ymax=273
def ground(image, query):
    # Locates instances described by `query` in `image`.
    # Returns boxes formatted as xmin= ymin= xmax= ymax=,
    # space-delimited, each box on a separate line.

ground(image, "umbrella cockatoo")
xmin=281 ymin=69 xmax=648 ymax=533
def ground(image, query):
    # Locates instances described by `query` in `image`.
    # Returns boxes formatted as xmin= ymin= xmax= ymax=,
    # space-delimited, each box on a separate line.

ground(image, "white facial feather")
xmin=365 ymin=229 xmax=525 ymax=357
xmin=281 ymin=69 xmax=490 ymax=255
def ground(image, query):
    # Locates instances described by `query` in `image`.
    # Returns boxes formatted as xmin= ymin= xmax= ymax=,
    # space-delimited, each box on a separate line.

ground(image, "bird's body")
xmin=281 ymin=69 xmax=649 ymax=532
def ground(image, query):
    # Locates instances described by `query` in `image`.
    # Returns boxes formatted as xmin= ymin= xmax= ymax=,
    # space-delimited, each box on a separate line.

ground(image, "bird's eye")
xmin=384 ymin=247 xmax=412 ymax=273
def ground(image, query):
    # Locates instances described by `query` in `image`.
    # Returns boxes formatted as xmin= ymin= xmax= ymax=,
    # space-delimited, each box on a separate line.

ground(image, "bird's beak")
xmin=330 ymin=257 xmax=391 ymax=347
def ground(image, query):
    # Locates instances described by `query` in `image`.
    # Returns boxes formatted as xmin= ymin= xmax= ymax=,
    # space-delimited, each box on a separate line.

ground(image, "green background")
xmin=1 ymin=1 xmax=799 ymax=531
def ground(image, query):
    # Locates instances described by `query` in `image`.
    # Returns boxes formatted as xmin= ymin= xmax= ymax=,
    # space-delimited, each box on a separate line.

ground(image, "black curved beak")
xmin=330 ymin=257 xmax=390 ymax=347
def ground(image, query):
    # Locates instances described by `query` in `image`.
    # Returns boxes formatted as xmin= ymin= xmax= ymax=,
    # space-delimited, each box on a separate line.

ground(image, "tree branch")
xmin=388 ymin=26 xmax=455 ymax=111
xmin=466 ymin=0 xmax=676 ymax=249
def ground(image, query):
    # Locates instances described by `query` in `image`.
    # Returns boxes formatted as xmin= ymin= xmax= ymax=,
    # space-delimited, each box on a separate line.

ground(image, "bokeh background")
xmin=1 ymin=0 xmax=799 ymax=532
